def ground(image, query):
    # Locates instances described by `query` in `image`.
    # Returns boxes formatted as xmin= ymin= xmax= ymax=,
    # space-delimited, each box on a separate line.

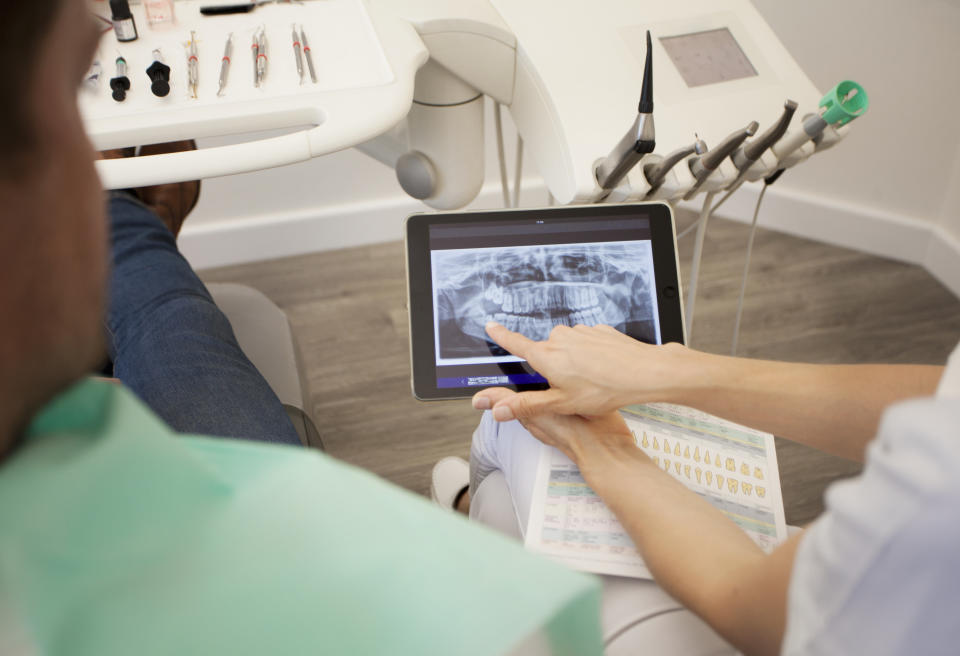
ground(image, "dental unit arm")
xmin=86 ymin=0 xmax=867 ymax=214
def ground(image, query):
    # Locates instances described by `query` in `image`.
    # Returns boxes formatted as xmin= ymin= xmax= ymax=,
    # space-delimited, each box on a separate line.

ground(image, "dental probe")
xmin=292 ymin=25 xmax=304 ymax=84
xmin=683 ymin=121 xmax=758 ymax=201
xmin=595 ymin=30 xmax=655 ymax=192
xmin=218 ymin=33 xmax=233 ymax=96
xmin=643 ymin=138 xmax=707 ymax=194
xmin=186 ymin=31 xmax=199 ymax=98
xmin=300 ymin=26 xmax=317 ymax=83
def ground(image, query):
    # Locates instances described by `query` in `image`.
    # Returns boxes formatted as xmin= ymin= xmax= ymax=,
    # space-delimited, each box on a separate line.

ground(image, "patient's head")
xmin=0 ymin=0 xmax=107 ymax=457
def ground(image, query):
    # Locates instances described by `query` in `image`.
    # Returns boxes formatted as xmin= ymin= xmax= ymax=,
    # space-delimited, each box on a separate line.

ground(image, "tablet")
xmin=406 ymin=202 xmax=685 ymax=400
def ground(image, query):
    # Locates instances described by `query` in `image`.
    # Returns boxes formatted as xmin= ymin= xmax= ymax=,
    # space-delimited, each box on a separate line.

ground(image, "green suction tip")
xmin=819 ymin=80 xmax=868 ymax=126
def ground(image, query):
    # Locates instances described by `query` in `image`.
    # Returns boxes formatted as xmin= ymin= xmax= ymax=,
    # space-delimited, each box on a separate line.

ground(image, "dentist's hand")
xmin=473 ymin=321 xmax=696 ymax=421
xmin=478 ymin=387 xmax=641 ymax=475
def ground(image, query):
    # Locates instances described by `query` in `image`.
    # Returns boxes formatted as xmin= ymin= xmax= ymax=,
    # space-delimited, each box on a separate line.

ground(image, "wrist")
xmin=576 ymin=432 xmax=653 ymax=494
xmin=629 ymin=343 xmax=723 ymax=406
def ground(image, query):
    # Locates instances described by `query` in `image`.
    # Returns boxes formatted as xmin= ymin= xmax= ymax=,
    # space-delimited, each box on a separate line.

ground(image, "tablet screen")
xmin=429 ymin=216 xmax=662 ymax=389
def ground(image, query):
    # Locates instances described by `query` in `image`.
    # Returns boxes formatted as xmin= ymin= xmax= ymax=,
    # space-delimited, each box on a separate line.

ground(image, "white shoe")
xmin=431 ymin=456 xmax=470 ymax=511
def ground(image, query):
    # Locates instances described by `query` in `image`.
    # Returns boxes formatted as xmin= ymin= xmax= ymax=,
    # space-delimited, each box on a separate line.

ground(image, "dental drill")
xmin=729 ymin=99 xmax=797 ymax=187
xmin=682 ymin=121 xmax=758 ymax=200
xmin=595 ymin=30 xmax=655 ymax=195
xmin=643 ymin=138 xmax=707 ymax=196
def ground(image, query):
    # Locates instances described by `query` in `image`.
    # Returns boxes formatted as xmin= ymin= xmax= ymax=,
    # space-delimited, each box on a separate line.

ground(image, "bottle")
xmin=109 ymin=0 xmax=138 ymax=42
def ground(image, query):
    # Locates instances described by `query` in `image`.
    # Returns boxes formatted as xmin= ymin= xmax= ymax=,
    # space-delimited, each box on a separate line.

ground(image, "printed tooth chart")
xmin=525 ymin=403 xmax=788 ymax=579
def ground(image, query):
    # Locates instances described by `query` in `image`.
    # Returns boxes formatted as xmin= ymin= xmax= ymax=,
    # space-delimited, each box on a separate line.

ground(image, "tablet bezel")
xmin=406 ymin=202 xmax=685 ymax=401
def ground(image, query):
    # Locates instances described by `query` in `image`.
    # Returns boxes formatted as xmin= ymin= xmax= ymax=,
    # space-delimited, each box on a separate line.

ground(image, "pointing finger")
xmin=485 ymin=321 xmax=538 ymax=360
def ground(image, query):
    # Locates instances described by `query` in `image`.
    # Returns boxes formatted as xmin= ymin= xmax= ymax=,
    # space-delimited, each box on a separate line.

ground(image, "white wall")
xmin=180 ymin=1 xmax=960 ymax=296
xmin=752 ymin=0 xmax=960 ymax=228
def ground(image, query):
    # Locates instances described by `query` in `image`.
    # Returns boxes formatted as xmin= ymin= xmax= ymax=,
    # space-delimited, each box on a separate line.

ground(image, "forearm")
xmin=648 ymin=347 xmax=943 ymax=461
xmin=582 ymin=447 xmax=797 ymax=656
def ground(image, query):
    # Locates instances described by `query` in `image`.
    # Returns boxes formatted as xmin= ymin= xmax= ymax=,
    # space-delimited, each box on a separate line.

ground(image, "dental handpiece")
xmin=595 ymin=30 xmax=655 ymax=192
xmin=292 ymin=25 xmax=304 ymax=84
xmin=218 ymin=34 xmax=233 ymax=96
xmin=643 ymin=138 xmax=707 ymax=193
xmin=771 ymin=113 xmax=830 ymax=161
xmin=732 ymin=100 xmax=798 ymax=172
xmin=683 ymin=121 xmax=759 ymax=201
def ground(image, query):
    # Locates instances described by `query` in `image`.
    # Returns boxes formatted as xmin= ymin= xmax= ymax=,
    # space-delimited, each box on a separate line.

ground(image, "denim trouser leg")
xmin=105 ymin=193 xmax=301 ymax=446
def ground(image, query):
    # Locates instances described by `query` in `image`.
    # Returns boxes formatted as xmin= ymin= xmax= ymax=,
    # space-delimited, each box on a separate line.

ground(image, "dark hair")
xmin=0 ymin=0 xmax=65 ymax=167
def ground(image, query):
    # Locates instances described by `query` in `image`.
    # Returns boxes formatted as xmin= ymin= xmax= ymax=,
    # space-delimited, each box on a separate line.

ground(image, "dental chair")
xmin=207 ymin=283 xmax=324 ymax=450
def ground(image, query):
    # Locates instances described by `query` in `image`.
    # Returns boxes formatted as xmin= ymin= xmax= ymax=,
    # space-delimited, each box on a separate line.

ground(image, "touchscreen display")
xmin=429 ymin=216 xmax=662 ymax=389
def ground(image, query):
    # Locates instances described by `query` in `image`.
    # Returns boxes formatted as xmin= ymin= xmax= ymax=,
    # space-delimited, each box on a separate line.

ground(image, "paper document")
xmin=524 ymin=403 xmax=788 ymax=579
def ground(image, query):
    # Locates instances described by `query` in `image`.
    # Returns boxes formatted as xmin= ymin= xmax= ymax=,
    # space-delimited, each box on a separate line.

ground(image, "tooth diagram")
xmin=432 ymin=242 xmax=657 ymax=358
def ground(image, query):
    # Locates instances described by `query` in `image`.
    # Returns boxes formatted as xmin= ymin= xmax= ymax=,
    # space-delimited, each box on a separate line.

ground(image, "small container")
xmin=144 ymin=0 xmax=177 ymax=28
xmin=109 ymin=0 xmax=138 ymax=42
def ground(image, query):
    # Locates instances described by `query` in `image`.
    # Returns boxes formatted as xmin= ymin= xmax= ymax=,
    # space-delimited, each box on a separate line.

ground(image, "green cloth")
xmin=0 ymin=380 xmax=602 ymax=655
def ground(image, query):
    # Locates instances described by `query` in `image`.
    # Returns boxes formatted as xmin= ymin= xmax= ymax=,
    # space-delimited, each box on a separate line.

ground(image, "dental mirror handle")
xmin=684 ymin=121 xmax=758 ymax=200
xmin=643 ymin=139 xmax=705 ymax=191
xmin=733 ymin=100 xmax=798 ymax=170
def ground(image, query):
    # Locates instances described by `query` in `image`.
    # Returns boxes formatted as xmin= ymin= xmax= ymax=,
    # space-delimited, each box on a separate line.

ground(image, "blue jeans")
xmin=105 ymin=193 xmax=301 ymax=446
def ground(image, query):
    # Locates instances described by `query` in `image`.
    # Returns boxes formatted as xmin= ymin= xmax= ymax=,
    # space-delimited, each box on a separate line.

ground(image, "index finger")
xmin=485 ymin=321 xmax=538 ymax=360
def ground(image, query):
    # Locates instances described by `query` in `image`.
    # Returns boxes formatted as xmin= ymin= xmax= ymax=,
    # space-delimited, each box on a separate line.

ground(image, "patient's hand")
xmin=474 ymin=321 xmax=693 ymax=421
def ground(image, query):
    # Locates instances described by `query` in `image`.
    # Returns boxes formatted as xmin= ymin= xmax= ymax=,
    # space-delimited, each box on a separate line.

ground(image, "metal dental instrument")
xmin=683 ymin=121 xmax=758 ymax=200
xmin=251 ymin=30 xmax=259 ymax=87
xmin=110 ymin=56 xmax=131 ymax=101
xmin=595 ymin=30 xmax=655 ymax=193
xmin=218 ymin=33 xmax=233 ymax=96
xmin=300 ymin=26 xmax=317 ymax=83
xmin=729 ymin=99 xmax=797 ymax=184
xmin=291 ymin=25 xmax=304 ymax=84
xmin=256 ymin=27 xmax=268 ymax=87
xmin=643 ymin=138 xmax=707 ymax=194
xmin=186 ymin=31 xmax=200 ymax=98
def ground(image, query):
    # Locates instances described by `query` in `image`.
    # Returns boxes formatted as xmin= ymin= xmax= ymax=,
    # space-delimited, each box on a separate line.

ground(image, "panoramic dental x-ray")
xmin=432 ymin=242 xmax=658 ymax=360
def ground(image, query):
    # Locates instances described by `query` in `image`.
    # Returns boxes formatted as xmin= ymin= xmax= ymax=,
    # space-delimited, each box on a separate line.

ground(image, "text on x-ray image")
xmin=432 ymin=241 xmax=659 ymax=362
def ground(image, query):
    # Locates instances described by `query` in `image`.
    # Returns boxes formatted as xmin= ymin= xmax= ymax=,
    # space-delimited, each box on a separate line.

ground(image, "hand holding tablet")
xmin=405 ymin=203 xmax=686 ymax=400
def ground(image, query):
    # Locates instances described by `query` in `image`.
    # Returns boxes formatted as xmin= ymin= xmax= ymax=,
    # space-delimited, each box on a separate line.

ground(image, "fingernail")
xmin=486 ymin=321 xmax=500 ymax=330
xmin=473 ymin=396 xmax=491 ymax=410
xmin=493 ymin=405 xmax=515 ymax=422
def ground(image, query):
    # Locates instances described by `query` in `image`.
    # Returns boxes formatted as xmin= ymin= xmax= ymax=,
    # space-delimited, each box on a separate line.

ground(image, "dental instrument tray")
xmin=405 ymin=203 xmax=685 ymax=401
xmin=82 ymin=0 xmax=427 ymax=190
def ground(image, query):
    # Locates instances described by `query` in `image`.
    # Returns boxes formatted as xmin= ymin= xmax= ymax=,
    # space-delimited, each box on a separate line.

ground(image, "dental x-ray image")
xmin=432 ymin=241 xmax=658 ymax=360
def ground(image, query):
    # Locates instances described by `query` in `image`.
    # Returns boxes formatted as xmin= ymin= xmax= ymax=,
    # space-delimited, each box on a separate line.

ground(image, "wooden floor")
xmin=199 ymin=209 xmax=960 ymax=526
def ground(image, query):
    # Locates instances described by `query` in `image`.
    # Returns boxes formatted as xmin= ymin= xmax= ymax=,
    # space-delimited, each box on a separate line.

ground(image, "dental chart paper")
xmin=524 ymin=403 xmax=788 ymax=579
